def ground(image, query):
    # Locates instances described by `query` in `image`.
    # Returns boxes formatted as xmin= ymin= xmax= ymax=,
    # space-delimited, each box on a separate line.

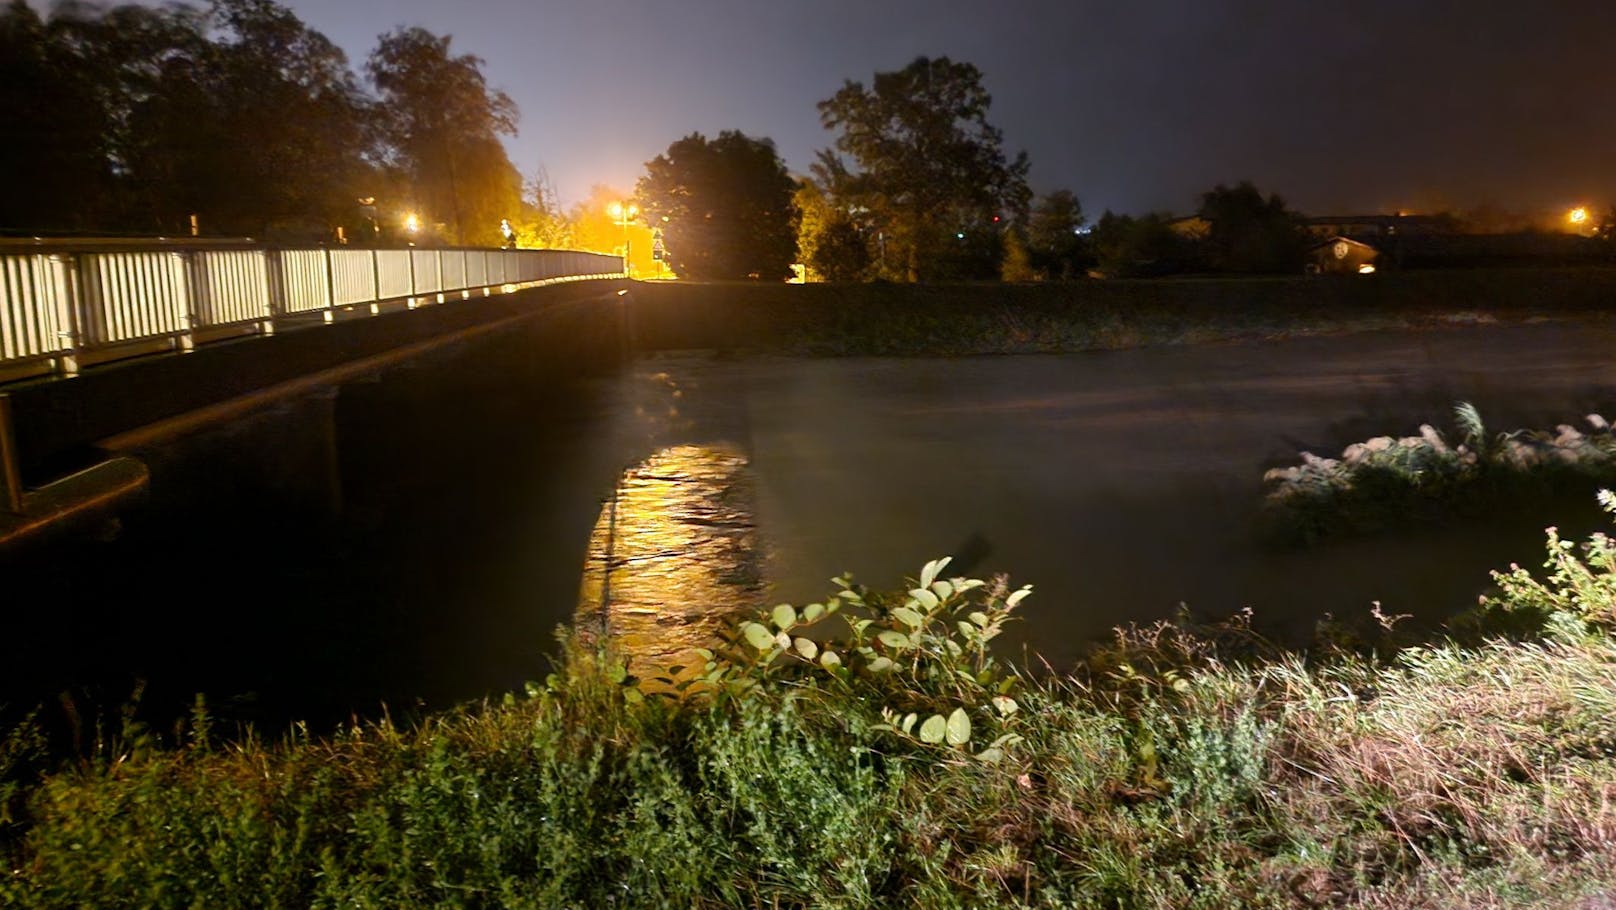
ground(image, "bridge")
xmin=0 ymin=239 xmax=625 ymax=544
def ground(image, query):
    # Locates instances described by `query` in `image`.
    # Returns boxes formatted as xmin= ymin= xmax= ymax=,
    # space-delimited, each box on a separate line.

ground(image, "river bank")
xmin=624 ymin=268 xmax=1616 ymax=356
xmin=4 ymin=503 xmax=1616 ymax=907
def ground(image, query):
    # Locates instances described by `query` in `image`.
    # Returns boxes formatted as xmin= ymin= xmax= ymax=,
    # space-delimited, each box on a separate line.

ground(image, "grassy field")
xmin=4 ymin=495 xmax=1616 ymax=908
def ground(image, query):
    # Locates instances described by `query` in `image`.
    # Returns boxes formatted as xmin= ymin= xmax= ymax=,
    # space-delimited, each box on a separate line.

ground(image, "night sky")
xmin=64 ymin=0 xmax=1616 ymax=216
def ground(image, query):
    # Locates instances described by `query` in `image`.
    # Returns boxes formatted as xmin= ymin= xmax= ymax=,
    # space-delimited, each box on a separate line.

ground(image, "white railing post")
xmin=48 ymin=253 xmax=83 ymax=377
xmin=407 ymin=248 xmax=418 ymax=308
xmin=322 ymin=249 xmax=338 ymax=316
xmin=262 ymin=249 xmax=283 ymax=336
xmin=173 ymin=250 xmax=197 ymax=353
xmin=182 ymin=249 xmax=205 ymax=350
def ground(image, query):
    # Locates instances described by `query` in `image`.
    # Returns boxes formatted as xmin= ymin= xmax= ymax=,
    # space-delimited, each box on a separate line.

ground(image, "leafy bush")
xmin=675 ymin=557 xmax=1031 ymax=761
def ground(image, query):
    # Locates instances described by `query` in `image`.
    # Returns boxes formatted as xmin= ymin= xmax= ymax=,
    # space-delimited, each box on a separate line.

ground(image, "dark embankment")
xmin=625 ymin=268 xmax=1616 ymax=355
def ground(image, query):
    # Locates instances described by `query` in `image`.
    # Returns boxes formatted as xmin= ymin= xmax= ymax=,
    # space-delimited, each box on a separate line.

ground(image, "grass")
xmin=5 ymin=500 xmax=1616 ymax=907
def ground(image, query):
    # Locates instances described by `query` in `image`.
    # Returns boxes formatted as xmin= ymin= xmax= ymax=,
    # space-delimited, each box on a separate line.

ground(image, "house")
xmin=1307 ymin=236 xmax=1379 ymax=274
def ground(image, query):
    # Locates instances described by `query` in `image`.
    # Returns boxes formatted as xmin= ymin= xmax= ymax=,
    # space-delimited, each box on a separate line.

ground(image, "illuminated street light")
xmin=607 ymin=201 xmax=639 ymax=277
xmin=404 ymin=212 xmax=421 ymax=234
xmin=500 ymin=218 xmax=515 ymax=248
xmin=1570 ymin=207 xmax=1590 ymax=226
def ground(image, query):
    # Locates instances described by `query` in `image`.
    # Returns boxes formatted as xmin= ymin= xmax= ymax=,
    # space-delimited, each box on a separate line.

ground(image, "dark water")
xmin=599 ymin=321 xmax=1616 ymax=667
xmin=4 ymin=319 xmax=1615 ymax=738
xmin=1 ymin=327 xmax=629 ymax=737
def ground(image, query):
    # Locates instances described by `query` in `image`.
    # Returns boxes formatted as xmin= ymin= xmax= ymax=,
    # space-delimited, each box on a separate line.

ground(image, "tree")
xmin=1026 ymin=189 xmax=1087 ymax=280
xmin=1 ymin=0 xmax=381 ymax=237
xmin=636 ymin=131 xmax=798 ymax=281
xmin=367 ymin=27 xmax=520 ymax=245
xmin=0 ymin=0 xmax=111 ymax=233
xmin=816 ymin=56 xmax=1030 ymax=281
xmin=114 ymin=0 xmax=379 ymax=237
xmin=809 ymin=218 xmax=871 ymax=281
xmin=510 ymin=167 xmax=572 ymax=249
xmin=7 ymin=0 xmax=217 ymax=233
xmin=1196 ymin=181 xmax=1308 ymax=273
xmin=1000 ymin=229 xmax=1034 ymax=282
xmin=795 ymin=177 xmax=871 ymax=281
xmin=568 ymin=184 xmax=654 ymax=275
xmin=1090 ymin=211 xmax=1193 ymax=278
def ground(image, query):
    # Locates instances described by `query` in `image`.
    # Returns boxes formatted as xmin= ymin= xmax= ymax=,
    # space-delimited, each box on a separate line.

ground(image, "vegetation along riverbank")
xmin=5 ymin=494 xmax=1616 ymax=907
xmin=624 ymin=268 xmax=1616 ymax=357
xmin=1263 ymin=404 xmax=1616 ymax=544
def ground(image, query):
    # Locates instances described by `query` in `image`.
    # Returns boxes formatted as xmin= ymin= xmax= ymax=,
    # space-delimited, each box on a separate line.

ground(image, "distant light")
xmin=405 ymin=213 xmax=421 ymax=233
xmin=1358 ymin=263 xmax=1376 ymax=274
xmin=956 ymin=232 xmax=965 ymax=239
xmin=1569 ymin=207 xmax=1590 ymax=225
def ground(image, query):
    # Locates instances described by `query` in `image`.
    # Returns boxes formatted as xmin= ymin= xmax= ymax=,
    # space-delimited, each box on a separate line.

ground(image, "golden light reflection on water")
xmin=576 ymin=443 xmax=761 ymax=683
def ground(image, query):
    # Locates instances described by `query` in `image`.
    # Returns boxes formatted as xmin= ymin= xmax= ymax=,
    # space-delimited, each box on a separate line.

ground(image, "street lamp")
xmin=606 ymin=200 xmax=639 ymax=277
xmin=357 ymin=197 xmax=380 ymax=240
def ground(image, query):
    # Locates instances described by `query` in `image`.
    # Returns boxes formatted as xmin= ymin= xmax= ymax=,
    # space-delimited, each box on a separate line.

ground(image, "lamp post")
xmin=606 ymin=200 xmax=638 ymax=277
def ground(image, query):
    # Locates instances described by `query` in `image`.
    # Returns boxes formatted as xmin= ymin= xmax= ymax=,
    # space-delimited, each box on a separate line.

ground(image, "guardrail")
xmin=0 ymin=243 xmax=624 ymax=380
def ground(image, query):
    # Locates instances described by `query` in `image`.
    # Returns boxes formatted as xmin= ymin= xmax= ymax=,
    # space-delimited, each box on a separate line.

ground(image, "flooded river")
xmin=5 ymin=319 xmax=1615 ymax=731
xmin=587 ymin=320 xmax=1616 ymax=667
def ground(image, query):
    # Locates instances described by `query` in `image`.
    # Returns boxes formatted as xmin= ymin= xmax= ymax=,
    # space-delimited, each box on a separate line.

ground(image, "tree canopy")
xmin=816 ymin=56 xmax=1030 ymax=281
xmin=367 ymin=27 xmax=521 ymax=246
xmin=635 ymin=131 xmax=798 ymax=281
xmin=0 ymin=0 xmax=528 ymax=244
xmin=1196 ymin=181 xmax=1308 ymax=273
xmin=1026 ymin=190 xmax=1087 ymax=280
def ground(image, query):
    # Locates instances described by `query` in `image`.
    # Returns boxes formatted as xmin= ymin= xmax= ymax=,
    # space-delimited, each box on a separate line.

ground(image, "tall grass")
xmin=1262 ymin=404 xmax=1616 ymax=543
xmin=5 ymin=496 xmax=1616 ymax=907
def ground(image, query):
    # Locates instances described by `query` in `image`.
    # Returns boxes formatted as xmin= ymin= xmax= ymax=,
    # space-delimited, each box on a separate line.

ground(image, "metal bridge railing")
xmin=0 ymin=243 xmax=624 ymax=380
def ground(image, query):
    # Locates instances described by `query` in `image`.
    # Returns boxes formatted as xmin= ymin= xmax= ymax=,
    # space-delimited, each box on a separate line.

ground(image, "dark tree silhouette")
xmin=119 ymin=0 xmax=378 ymax=236
xmin=1196 ymin=181 xmax=1308 ymax=273
xmin=636 ymin=131 xmax=799 ymax=281
xmin=1 ymin=0 xmax=386 ymax=238
xmin=1026 ymin=190 xmax=1087 ymax=280
xmin=367 ymin=27 xmax=521 ymax=246
xmin=1090 ymin=211 xmax=1194 ymax=278
xmin=816 ymin=56 xmax=1030 ymax=281
xmin=0 ymin=1 xmax=114 ymax=233
xmin=809 ymin=218 xmax=871 ymax=281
